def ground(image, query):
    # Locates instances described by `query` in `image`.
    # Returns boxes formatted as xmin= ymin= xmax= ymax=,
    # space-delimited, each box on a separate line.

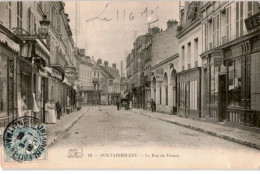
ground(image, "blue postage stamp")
xmin=3 ymin=116 xmax=47 ymax=162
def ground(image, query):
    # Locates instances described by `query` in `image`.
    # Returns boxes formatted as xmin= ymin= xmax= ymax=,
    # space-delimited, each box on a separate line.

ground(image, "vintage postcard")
xmin=0 ymin=0 xmax=260 ymax=169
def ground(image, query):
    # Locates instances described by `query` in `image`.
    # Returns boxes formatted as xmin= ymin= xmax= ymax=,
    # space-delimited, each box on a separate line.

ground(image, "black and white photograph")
xmin=0 ymin=0 xmax=260 ymax=169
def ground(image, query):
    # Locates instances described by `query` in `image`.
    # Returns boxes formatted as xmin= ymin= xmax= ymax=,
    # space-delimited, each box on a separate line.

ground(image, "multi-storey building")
xmin=76 ymin=49 xmax=98 ymax=105
xmin=200 ymin=1 xmax=260 ymax=128
xmin=176 ymin=1 xmax=203 ymax=119
xmin=97 ymin=59 xmax=117 ymax=105
xmin=0 ymin=1 xmax=78 ymax=125
xmin=45 ymin=1 xmax=77 ymax=114
xmin=0 ymin=1 xmax=52 ymax=123
xmin=150 ymin=21 xmax=179 ymax=115
xmin=130 ymin=35 xmax=150 ymax=109
xmin=126 ymin=49 xmax=134 ymax=101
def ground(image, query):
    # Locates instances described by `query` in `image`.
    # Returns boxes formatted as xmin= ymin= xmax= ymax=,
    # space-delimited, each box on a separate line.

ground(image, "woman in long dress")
xmin=45 ymin=100 xmax=56 ymax=124
xmin=50 ymin=100 xmax=57 ymax=123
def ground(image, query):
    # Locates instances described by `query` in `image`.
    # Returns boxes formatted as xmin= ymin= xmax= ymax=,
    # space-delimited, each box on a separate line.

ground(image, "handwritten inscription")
xmin=86 ymin=3 xmax=159 ymax=24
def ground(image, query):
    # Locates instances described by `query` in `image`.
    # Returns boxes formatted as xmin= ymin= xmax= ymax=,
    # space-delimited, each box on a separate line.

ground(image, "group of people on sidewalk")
xmin=45 ymin=99 xmax=62 ymax=124
xmin=115 ymin=98 xmax=156 ymax=112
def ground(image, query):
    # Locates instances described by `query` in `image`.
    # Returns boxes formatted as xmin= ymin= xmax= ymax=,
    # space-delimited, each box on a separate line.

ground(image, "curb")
xmin=47 ymin=108 xmax=90 ymax=148
xmin=131 ymin=110 xmax=260 ymax=150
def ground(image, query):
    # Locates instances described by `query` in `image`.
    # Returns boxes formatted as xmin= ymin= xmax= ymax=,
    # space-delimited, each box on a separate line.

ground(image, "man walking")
xmin=116 ymin=99 xmax=120 ymax=111
xmin=56 ymin=98 xmax=62 ymax=120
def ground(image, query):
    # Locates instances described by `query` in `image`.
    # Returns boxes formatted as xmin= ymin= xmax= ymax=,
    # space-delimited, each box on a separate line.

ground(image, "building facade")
xmin=200 ymin=1 xmax=260 ymax=128
xmin=0 ymin=1 xmax=78 ymax=126
xmin=176 ymin=1 xmax=203 ymax=119
xmin=150 ymin=21 xmax=179 ymax=115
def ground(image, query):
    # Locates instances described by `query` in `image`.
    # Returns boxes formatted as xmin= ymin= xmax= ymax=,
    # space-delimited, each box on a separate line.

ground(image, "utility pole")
xmin=75 ymin=1 xmax=80 ymax=48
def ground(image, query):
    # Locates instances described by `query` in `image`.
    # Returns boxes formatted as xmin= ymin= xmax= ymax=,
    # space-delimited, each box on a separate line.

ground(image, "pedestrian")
xmin=45 ymin=100 xmax=56 ymax=124
xmin=116 ymin=99 xmax=120 ymax=111
xmin=56 ymin=98 xmax=62 ymax=120
xmin=150 ymin=99 xmax=155 ymax=112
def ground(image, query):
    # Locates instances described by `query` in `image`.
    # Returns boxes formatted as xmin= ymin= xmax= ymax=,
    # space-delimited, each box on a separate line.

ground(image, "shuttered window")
xmin=56 ymin=15 xmax=62 ymax=34
xmin=251 ymin=53 xmax=260 ymax=111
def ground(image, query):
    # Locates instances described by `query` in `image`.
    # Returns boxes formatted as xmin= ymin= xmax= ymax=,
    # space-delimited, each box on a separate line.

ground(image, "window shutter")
xmin=57 ymin=15 xmax=62 ymax=34
xmin=28 ymin=8 xmax=31 ymax=33
xmin=251 ymin=53 xmax=260 ymax=111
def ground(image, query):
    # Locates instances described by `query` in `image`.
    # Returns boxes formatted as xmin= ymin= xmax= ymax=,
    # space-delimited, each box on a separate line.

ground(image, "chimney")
xmin=79 ymin=48 xmax=85 ymax=56
xmin=112 ymin=63 xmax=116 ymax=69
xmin=148 ymin=26 xmax=160 ymax=35
xmin=97 ymin=58 xmax=102 ymax=65
xmin=104 ymin=61 xmax=108 ymax=67
xmin=167 ymin=19 xmax=178 ymax=29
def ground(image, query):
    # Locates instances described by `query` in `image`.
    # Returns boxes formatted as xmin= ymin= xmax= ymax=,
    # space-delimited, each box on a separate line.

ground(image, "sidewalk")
xmin=46 ymin=106 xmax=90 ymax=147
xmin=130 ymin=108 xmax=260 ymax=150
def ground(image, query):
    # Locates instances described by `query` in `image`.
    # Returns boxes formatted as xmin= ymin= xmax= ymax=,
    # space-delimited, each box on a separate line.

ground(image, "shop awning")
xmin=43 ymin=66 xmax=52 ymax=74
xmin=63 ymin=77 xmax=72 ymax=86
xmin=0 ymin=31 xmax=20 ymax=52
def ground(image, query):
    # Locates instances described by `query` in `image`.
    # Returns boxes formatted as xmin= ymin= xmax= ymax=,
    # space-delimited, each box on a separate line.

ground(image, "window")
xmin=253 ymin=2 xmax=260 ymax=15
xmin=210 ymin=61 xmax=219 ymax=105
xmin=240 ymin=2 xmax=244 ymax=37
xmin=194 ymin=38 xmax=198 ymax=62
xmin=226 ymin=6 xmax=231 ymax=42
xmin=189 ymin=81 xmax=198 ymax=110
xmin=57 ymin=15 xmax=62 ymax=34
xmin=248 ymin=1 xmax=253 ymax=17
xmin=181 ymin=46 xmax=185 ymax=70
xmin=8 ymin=2 xmax=12 ymax=30
xmin=187 ymin=42 xmax=191 ymax=67
xmin=236 ymin=2 xmax=244 ymax=38
xmin=203 ymin=22 xmax=208 ymax=51
xmin=216 ymin=14 xmax=220 ymax=46
xmin=228 ymin=59 xmax=242 ymax=106
xmin=213 ymin=17 xmax=216 ymax=47
xmin=180 ymin=82 xmax=185 ymax=108
xmin=160 ymin=87 xmax=162 ymax=104
xmin=0 ymin=56 xmax=8 ymax=116
xmin=251 ymin=53 xmax=260 ymax=110
xmin=17 ymin=2 xmax=23 ymax=29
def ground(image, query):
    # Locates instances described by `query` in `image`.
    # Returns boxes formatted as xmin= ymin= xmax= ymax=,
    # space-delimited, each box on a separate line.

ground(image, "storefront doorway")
xmin=218 ymin=74 xmax=226 ymax=122
xmin=185 ymin=82 xmax=190 ymax=117
xmin=41 ymin=77 xmax=48 ymax=123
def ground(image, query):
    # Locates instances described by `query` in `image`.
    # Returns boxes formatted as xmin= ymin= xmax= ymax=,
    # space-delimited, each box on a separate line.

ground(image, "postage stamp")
xmin=3 ymin=116 xmax=47 ymax=162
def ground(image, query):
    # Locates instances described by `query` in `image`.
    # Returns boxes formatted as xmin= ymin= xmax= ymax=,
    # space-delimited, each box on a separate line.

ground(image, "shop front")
xmin=49 ymin=65 xmax=64 ymax=114
xmin=201 ymin=48 xmax=225 ymax=122
xmin=177 ymin=67 xmax=201 ymax=119
xmin=0 ymin=24 xmax=21 ymax=127
xmin=17 ymin=34 xmax=51 ymax=123
xmin=221 ymin=30 xmax=260 ymax=128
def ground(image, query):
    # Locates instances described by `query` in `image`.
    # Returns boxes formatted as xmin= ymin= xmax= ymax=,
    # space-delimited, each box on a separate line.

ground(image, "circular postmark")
xmin=3 ymin=116 xmax=47 ymax=162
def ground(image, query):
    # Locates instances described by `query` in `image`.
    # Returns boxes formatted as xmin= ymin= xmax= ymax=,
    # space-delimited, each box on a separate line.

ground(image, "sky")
xmin=65 ymin=1 xmax=179 ymax=71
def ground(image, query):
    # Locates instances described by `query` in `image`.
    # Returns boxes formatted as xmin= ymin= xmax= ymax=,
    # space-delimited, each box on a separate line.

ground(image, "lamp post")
xmin=39 ymin=15 xmax=51 ymax=39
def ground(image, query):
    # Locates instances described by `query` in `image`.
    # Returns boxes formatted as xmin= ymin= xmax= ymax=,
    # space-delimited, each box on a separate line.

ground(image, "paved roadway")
xmin=47 ymin=106 xmax=260 ymax=168
xmin=52 ymin=106 xmax=260 ymax=150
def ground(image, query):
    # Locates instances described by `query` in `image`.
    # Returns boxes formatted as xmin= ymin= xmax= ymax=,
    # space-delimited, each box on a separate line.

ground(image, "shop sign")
xmin=214 ymin=48 xmax=223 ymax=65
xmin=244 ymin=11 xmax=260 ymax=31
xmin=156 ymin=69 xmax=163 ymax=75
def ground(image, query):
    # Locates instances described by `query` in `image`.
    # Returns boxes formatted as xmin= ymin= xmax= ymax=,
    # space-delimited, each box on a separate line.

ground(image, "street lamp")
xmin=39 ymin=15 xmax=50 ymax=39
